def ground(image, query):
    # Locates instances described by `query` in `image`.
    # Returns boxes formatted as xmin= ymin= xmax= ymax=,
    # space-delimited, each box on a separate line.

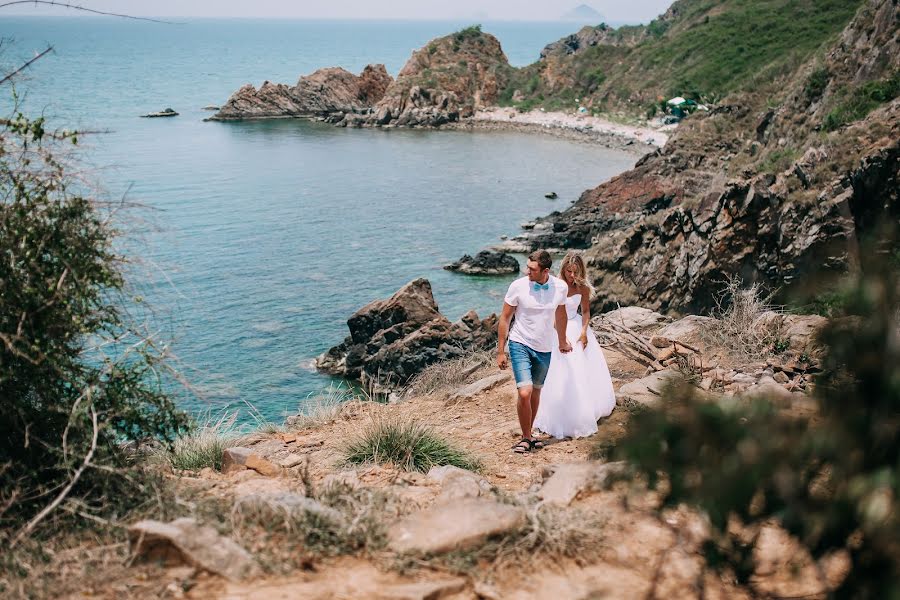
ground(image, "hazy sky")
xmin=4 ymin=1 xmax=674 ymax=23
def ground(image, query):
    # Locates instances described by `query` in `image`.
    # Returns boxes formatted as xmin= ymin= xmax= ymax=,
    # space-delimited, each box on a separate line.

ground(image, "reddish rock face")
xmin=357 ymin=64 xmax=393 ymax=104
xmin=579 ymin=168 xmax=683 ymax=214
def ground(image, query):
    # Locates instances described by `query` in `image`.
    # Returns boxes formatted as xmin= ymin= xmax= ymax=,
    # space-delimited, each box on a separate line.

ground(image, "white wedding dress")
xmin=534 ymin=293 xmax=616 ymax=439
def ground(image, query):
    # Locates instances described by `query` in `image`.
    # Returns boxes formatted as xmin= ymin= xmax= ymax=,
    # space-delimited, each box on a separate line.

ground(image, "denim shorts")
xmin=508 ymin=341 xmax=551 ymax=389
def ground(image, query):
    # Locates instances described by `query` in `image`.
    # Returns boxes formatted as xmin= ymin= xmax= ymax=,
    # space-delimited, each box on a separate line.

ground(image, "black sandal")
xmin=530 ymin=438 xmax=545 ymax=450
xmin=513 ymin=439 xmax=531 ymax=454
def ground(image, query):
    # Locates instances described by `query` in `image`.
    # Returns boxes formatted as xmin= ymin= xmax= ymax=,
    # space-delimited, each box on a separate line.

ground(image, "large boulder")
xmin=444 ymin=250 xmax=519 ymax=275
xmin=128 ymin=518 xmax=259 ymax=580
xmin=210 ymin=64 xmax=392 ymax=121
xmin=316 ymin=279 xmax=498 ymax=387
xmin=365 ymin=28 xmax=513 ymax=128
xmin=387 ymin=498 xmax=525 ymax=554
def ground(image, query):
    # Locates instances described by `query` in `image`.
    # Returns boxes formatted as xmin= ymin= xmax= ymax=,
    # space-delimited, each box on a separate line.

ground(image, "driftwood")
xmin=591 ymin=315 xmax=701 ymax=372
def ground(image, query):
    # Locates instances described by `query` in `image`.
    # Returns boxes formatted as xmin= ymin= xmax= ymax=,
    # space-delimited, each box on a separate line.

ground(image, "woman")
xmin=533 ymin=251 xmax=616 ymax=439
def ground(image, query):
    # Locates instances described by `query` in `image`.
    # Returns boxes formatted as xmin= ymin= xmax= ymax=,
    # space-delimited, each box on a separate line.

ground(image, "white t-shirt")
xmin=504 ymin=275 xmax=567 ymax=353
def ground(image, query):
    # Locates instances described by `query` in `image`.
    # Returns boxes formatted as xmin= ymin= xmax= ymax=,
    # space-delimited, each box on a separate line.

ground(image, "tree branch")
xmin=0 ymin=1 xmax=179 ymax=24
xmin=10 ymin=404 xmax=99 ymax=548
xmin=0 ymin=45 xmax=53 ymax=85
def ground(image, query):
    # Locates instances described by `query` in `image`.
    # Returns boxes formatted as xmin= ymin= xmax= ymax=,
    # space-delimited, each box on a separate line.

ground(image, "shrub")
xmin=804 ymin=66 xmax=830 ymax=102
xmin=0 ymin=108 xmax=188 ymax=541
xmin=453 ymin=24 xmax=482 ymax=42
xmin=613 ymin=229 xmax=900 ymax=598
xmin=701 ymin=277 xmax=786 ymax=360
xmin=823 ymin=73 xmax=900 ymax=131
xmin=343 ymin=415 xmax=481 ymax=473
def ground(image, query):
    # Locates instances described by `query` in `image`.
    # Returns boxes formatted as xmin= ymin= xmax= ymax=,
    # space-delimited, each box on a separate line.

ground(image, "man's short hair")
xmin=528 ymin=250 xmax=552 ymax=271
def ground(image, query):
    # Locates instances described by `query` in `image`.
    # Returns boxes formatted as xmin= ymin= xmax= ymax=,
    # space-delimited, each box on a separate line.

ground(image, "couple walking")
xmin=497 ymin=250 xmax=615 ymax=454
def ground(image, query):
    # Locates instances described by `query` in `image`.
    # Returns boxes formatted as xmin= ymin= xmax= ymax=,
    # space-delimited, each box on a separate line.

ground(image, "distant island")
xmin=561 ymin=3 xmax=604 ymax=22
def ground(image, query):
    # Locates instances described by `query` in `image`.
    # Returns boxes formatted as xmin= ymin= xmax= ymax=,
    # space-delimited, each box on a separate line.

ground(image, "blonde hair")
xmin=559 ymin=251 xmax=595 ymax=298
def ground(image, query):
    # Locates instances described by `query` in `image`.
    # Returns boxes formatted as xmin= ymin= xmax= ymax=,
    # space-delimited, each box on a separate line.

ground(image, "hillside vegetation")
xmin=504 ymin=0 xmax=866 ymax=115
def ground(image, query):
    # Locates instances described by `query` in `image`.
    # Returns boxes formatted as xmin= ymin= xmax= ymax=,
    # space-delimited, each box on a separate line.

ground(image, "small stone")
xmin=222 ymin=447 xmax=252 ymax=474
xmin=656 ymin=347 xmax=677 ymax=362
xmin=699 ymin=378 xmax=713 ymax=391
xmin=447 ymin=373 xmax=510 ymax=402
xmin=244 ymin=454 xmax=282 ymax=477
xmin=650 ymin=335 xmax=672 ymax=348
xmin=773 ymin=371 xmax=790 ymax=384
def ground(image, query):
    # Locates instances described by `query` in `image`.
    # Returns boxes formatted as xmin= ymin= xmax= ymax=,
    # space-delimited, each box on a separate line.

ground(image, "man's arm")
xmin=556 ymin=304 xmax=573 ymax=353
xmin=497 ymin=302 xmax=515 ymax=369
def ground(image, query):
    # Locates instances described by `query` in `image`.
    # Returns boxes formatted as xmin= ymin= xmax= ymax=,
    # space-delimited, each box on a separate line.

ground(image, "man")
xmin=497 ymin=250 xmax=572 ymax=454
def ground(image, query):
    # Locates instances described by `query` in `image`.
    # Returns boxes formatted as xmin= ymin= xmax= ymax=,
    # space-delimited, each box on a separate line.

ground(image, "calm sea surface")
xmin=2 ymin=18 xmax=636 ymax=422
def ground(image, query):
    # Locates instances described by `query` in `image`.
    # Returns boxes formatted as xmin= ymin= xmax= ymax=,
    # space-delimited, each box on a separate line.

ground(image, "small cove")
xmin=3 ymin=18 xmax=638 ymax=421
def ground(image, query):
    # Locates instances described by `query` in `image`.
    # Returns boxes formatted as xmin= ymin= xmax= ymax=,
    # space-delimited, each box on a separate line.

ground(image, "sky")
xmin=3 ymin=1 xmax=675 ymax=23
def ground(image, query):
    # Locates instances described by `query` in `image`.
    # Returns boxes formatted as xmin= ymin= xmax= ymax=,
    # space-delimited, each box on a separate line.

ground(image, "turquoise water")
xmin=2 ymin=18 xmax=636 ymax=421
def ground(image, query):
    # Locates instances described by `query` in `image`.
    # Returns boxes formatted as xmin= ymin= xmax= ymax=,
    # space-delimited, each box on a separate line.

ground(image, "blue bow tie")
xmin=533 ymin=282 xmax=550 ymax=291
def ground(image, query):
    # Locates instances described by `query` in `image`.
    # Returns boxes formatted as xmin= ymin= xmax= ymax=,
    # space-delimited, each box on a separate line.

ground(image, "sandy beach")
xmin=449 ymin=107 xmax=672 ymax=151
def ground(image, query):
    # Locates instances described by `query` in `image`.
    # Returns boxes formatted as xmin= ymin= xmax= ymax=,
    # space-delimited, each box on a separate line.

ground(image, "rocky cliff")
xmin=500 ymin=0 xmax=899 ymax=314
xmin=210 ymin=64 xmax=392 ymax=121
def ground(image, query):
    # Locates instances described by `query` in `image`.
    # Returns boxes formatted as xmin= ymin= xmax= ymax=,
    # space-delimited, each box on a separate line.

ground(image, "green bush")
xmin=453 ymin=24 xmax=482 ymax=42
xmin=823 ymin=73 xmax=900 ymax=131
xmin=0 ymin=109 xmax=188 ymax=536
xmin=804 ymin=66 xmax=830 ymax=101
xmin=343 ymin=416 xmax=481 ymax=473
xmin=612 ymin=228 xmax=900 ymax=598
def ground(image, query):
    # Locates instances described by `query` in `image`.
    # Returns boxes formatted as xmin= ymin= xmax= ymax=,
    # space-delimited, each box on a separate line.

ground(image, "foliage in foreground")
xmin=613 ymin=237 xmax=900 ymax=598
xmin=343 ymin=415 xmax=481 ymax=473
xmin=0 ymin=107 xmax=188 ymax=540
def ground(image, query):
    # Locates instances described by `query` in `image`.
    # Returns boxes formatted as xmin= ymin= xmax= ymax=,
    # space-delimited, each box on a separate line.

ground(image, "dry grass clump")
xmin=289 ymin=383 xmax=361 ymax=430
xmin=343 ymin=414 xmax=482 ymax=473
xmin=400 ymin=502 xmax=607 ymax=575
xmin=231 ymin=478 xmax=394 ymax=567
xmin=403 ymin=349 xmax=493 ymax=398
xmin=702 ymin=277 xmax=787 ymax=360
xmin=154 ymin=410 xmax=241 ymax=472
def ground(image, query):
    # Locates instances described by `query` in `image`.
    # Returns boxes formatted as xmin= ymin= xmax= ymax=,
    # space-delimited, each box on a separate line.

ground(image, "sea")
xmin=1 ymin=17 xmax=637 ymax=423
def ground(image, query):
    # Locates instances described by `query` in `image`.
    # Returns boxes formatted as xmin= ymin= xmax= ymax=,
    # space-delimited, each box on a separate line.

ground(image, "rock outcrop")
xmin=210 ymin=64 xmax=392 ymax=121
xmin=352 ymin=28 xmax=513 ymax=128
xmin=316 ymin=278 xmax=497 ymax=388
xmin=539 ymin=24 xmax=647 ymax=60
xmin=444 ymin=250 xmax=519 ymax=275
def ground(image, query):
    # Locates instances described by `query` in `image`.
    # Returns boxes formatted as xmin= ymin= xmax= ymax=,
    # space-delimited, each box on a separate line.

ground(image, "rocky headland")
xmin=209 ymin=64 xmax=392 ymax=122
